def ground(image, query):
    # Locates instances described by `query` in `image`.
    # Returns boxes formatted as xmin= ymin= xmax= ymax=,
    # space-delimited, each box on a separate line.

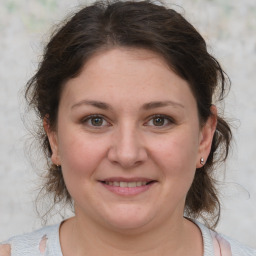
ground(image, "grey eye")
xmin=146 ymin=115 xmax=174 ymax=127
xmin=90 ymin=117 xmax=104 ymax=126
xmin=82 ymin=114 xmax=110 ymax=128
xmin=153 ymin=117 xmax=165 ymax=126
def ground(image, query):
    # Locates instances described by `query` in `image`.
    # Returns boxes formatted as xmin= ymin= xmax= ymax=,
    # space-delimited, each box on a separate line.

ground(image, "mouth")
xmin=100 ymin=180 xmax=156 ymax=187
xmin=98 ymin=178 xmax=157 ymax=196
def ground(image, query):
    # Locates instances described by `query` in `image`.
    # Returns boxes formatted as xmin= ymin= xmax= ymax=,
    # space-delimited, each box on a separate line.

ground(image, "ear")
xmin=196 ymin=105 xmax=217 ymax=168
xmin=43 ymin=116 xmax=61 ymax=166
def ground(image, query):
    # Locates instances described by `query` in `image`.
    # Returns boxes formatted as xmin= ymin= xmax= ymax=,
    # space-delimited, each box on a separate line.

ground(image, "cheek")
xmin=152 ymin=129 xmax=199 ymax=181
xmin=57 ymin=132 xmax=109 ymax=202
xmin=57 ymin=130 xmax=107 ymax=179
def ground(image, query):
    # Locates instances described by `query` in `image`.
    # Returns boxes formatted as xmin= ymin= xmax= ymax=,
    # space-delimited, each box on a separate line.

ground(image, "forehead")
xmin=60 ymin=47 xmax=196 ymax=110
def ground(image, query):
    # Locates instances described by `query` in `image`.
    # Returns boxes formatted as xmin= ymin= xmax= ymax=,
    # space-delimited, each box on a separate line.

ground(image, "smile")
xmin=101 ymin=181 xmax=151 ymax=187
xmin=99 ymin=179 xmax=157 ymax=196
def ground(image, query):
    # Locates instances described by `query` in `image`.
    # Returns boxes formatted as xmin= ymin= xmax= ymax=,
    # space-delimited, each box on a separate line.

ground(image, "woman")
xmin=1 ymin=1 xmax=255 ymax=255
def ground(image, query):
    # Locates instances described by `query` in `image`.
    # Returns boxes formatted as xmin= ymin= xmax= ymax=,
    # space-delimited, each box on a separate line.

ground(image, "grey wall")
xmin=0 ymin=0 xmax=255 ymax=247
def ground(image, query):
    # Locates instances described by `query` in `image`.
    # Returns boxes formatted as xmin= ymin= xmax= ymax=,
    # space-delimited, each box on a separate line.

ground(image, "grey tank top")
xmin=2 ymin=223 xmax=62 ymax=256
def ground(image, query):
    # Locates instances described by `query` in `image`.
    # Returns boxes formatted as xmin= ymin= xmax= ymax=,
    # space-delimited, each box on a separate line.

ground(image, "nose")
xmin=107 ymin=124 xmax=148 ymax=169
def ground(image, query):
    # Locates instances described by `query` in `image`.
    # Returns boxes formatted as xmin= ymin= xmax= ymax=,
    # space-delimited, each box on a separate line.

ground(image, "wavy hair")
xmin=25 ymin=0 xmax=232 ymax=228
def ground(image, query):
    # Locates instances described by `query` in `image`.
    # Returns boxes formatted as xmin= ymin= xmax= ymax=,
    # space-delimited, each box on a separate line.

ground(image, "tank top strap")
xmin=210 ymin=230 xmax=232 ymax=256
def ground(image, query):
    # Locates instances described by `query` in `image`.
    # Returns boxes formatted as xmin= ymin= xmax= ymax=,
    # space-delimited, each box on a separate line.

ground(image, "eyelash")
xmin=82 ymin=114 xmax=110 ymax=128
xmin=81 ymin=114 xmax=175 ymax=128
xmin=144 ymin=114 xmax=175 ymax=127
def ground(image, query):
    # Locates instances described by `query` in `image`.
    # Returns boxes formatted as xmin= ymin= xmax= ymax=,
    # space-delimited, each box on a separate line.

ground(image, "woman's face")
xmin=48 ymin=48 xmax=215 ymax=231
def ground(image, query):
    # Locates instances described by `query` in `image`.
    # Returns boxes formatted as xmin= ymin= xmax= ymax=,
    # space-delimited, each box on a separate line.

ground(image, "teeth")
xmin=104 ymin=181 xmax=148 ymax=187
xmin=128 ymin=182 xmax=136 ymax=188
xmin=113 ymin=181 xmax=119 ymax=187
xmin=120 ymin=182 xmax=127 ymax=187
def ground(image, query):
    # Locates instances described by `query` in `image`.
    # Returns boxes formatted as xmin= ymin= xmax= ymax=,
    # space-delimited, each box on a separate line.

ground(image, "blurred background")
xmin=0 ymin=0 xmax=255 ymax=247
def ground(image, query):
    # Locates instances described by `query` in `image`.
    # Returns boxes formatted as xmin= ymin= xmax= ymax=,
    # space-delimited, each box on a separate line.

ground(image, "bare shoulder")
xmin=0 ymin=244 xmax=11 ymax=256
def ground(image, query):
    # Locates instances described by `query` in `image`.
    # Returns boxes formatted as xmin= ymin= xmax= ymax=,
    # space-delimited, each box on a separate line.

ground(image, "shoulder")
xmin=0 ymin=223 xmax=62 ymax=256
xmin=219 ymin=234 xmax=256 ymax=256
xmin=0 ymin=244 xmax=11 ymax=256
xmin=193 ymin=219 xmax=256 ymax=256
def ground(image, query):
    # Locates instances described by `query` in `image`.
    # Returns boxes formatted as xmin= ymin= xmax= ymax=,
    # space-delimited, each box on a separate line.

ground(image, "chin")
xmin=102 ymin=206 xmax=155 ymax=232
xmin=108 ymin=219 xmax=152 ymax=233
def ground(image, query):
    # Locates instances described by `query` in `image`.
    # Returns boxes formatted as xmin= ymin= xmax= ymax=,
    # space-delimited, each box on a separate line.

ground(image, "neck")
xmin=60 ymin=213 xmax=202 ymax=256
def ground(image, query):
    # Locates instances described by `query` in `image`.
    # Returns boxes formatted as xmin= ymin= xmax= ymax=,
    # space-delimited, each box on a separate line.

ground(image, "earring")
xmin=200 ymin=157 xmax=204 ymax=165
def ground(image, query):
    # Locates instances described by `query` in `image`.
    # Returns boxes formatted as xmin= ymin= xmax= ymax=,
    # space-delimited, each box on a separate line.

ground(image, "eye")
xmin=82 ymin=115 xmax=110 ymax=127
xmin=145 ymin=115 xmax=174 ymax=127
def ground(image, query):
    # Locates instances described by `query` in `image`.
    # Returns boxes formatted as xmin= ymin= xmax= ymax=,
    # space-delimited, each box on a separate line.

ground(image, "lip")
xmin=98 ymin=177 xmax=157 ymax=196
xmin=100 ymin=177 xmax=154 ymax=183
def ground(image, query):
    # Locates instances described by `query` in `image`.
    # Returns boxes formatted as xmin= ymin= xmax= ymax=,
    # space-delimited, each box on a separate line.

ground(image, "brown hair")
xmin=25 ymin=0 xmax=232 ymax=228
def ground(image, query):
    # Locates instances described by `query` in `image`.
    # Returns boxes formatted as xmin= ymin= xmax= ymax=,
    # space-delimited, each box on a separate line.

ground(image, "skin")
xmin=45 ymin=48 xmax=217 ymax=256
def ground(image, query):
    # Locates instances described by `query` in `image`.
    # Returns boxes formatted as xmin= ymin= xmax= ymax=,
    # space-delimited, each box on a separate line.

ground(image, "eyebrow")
xmin=142 ymin=101 xmax=184 ymax=110
xmin=71 ymin=100 xmax=112 ymax=110
xmin=71 ymin=100 xmax=184 ymax=110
